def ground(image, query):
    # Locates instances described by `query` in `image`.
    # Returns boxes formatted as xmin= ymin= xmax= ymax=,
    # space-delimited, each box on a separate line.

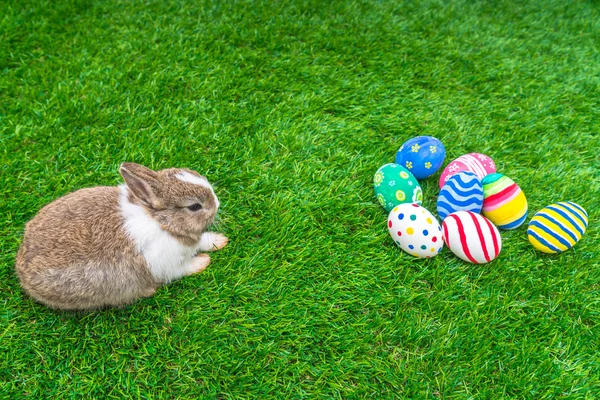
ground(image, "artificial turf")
xmin=1 ymin=0 xmax=600 ymax=398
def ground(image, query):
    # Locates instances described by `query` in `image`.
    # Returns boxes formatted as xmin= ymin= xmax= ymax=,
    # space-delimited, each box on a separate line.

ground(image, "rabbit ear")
xmin=120 ymin=163 xmax=160 ymax=205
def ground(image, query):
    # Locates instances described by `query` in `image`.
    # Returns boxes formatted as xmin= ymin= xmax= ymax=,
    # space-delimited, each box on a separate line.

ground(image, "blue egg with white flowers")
xmin=395 ymin=136 xmax=446 ymax=180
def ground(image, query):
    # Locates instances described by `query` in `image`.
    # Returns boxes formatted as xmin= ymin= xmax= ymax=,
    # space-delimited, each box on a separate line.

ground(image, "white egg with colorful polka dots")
xmin=388 ymin=203 xmax=444 ymax=258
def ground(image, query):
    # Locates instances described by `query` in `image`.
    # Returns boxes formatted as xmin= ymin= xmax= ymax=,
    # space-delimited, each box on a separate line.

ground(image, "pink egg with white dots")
xmin=439 ymin=153 xmax=496 ymax=189
xmin=388 ymin=203 xmax=444 ymax=258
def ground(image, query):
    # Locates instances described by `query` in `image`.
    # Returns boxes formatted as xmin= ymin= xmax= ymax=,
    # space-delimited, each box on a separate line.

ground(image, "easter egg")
xmin=395 ymin=136 xmax=446 ymax=180
xmin=527 ymin=202 xmax=588 ymax=254
xmin=442 ymin=211 xmax=502 ymax=264
xmin=481 ymin=173 xmax=528 ymax=230
xmin=388 ymin=203 xmax=444 ymax=258
xmin=437 ymin=171 xmax=484 ymax=220
xmin=439 ymin=153 xmax=496 ymax=188
xmin=373 ymin=163 xmax=423 ymax=212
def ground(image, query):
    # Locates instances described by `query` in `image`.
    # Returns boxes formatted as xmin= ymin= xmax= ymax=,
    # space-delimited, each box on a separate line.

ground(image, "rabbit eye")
xmin=187 ymin=203 xmax=203 ymax=211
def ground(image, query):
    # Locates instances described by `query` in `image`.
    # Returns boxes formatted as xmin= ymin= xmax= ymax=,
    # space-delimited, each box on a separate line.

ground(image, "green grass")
xmin=1 ymin=0 xmax=600 ymax=398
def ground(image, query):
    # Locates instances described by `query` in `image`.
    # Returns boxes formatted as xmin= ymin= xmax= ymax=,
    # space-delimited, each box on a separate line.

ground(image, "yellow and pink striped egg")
xmin=481 ymin=173 xmax=528 ymax=230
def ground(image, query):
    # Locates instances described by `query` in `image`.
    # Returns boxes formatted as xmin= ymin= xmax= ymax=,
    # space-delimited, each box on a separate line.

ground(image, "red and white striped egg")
xmin=442 ymin=211 xmax=502 ymax=264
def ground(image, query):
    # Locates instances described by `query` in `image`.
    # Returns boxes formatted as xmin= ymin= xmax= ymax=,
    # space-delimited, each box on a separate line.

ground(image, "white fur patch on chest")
xmin=119 ymin=185 xmax=198 ymax=283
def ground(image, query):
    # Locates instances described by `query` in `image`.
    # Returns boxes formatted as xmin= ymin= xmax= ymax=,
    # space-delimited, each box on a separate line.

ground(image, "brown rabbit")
xmin=15 ymin=163 xmax=228 ymax=310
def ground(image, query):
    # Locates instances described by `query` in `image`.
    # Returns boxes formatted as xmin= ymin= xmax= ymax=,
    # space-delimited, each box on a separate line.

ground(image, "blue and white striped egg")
xmin=437 ymin=171 xmax=484 ymax=220
xmin=527 ymin=202 xmax=588 ymax=254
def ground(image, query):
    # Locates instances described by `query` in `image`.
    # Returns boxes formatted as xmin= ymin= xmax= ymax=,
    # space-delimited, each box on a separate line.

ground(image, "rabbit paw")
xmin=140 ymin=287 xmax=157 ymax=298
xmin=198 ymin=232 xmax=229 ymax=252
xmin=184 ymin=254 xmax=211 ymax=275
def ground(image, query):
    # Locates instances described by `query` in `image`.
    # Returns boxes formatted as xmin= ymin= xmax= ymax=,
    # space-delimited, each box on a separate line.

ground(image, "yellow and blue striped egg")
xmin=527 ymin=202 xmax=588 ymax=254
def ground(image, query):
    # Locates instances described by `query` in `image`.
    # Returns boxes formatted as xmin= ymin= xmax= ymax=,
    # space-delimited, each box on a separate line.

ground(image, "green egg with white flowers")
xmin=373 ymin=163 xmax=423 ymax=212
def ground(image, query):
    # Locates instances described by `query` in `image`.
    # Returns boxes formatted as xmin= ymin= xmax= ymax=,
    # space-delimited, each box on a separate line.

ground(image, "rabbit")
xmin=15 ymin=162 xmax=229 ymax=310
